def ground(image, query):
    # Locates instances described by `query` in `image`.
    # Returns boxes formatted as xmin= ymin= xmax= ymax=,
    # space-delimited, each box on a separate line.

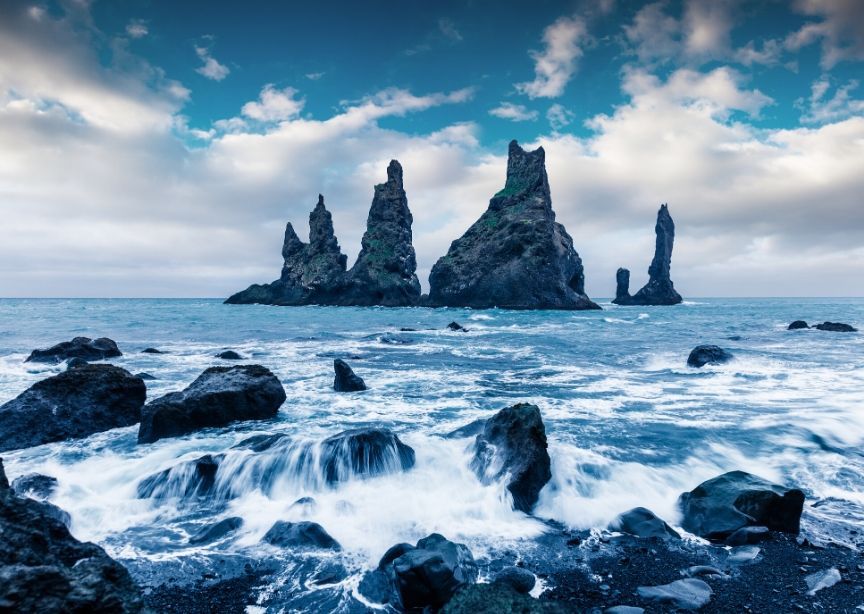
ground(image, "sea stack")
xmin=336 ymin=160 xmax=421 ymax=306
xmin=428 ymin=140 xmax=599 ymax=310
xmin=225 ymin=195 xmax=347 ymax=305
xmin=613 ymin=203 xmax=683 ymax=306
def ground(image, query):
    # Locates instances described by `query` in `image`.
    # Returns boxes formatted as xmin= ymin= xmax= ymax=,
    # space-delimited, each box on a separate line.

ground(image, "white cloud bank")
xmin=0 ymin=2 xmax=862 ymax=298
xmin=195 ymin=44 xmax=230 ymax=81
xmin=516 ymin=16 xmax=588 ymax=98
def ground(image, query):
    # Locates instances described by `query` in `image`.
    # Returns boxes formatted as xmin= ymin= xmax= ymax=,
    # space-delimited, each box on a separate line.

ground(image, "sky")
xmin=1 ymin=0 xmax=863 ymax=298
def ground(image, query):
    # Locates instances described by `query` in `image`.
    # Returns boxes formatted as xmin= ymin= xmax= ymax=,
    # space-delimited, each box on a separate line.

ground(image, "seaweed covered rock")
xmin=470 ymin=403 xmax=551 ymax=513
xmin=0 ymin=364 xmax=145 ymax=452
xmin=137 ymin=365 xmax=285 ymax=444
xmin=25 ymin=336 xmax=122 ymax=363
xmin=428 ymin=141 xmax=598 ymax=310
xmin=613 ymin=204 xmax=683 ymax=306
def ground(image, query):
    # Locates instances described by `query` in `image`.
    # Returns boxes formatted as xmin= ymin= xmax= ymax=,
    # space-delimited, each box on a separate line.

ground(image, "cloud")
xmin=489 ymin=102 xmax=538 ymax=122
xmin=683 ymin=0 xmax=735 ymax=58
xmin=624 ymin=1 xmax=680 ymax=64
xmin=241 ymin=85 xmax=305 ymax=122
xmin=516 ymin=16 xmax=587 ymax=98
xmin=786 ymin=0 xmax=864 ymax=68
xmin=195 ymin=44 xmax=230 ymax=81
xmin=305 ymin=72 xmax=325 ymax=81
xmin=798 ymin=76 xmax=864 ymax=123
xmin=126 ymin=19 xmax=148 ymax=39
xmin=438 ymin=18 xmax=463 ymax=42
xmin=546 ymin=103 xmax=575 ymax=130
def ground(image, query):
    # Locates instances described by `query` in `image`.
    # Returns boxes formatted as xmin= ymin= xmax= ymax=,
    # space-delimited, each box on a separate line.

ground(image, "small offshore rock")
xmin=262 ymin=520 xmax=341 ymax=550
xmin=188 ymin=517 xmax=243 ymax=545
xmin=25 ymin=336 xmax=122 ymax=363
xmin=687 ymin=344 xmax=734 ymax=368
xmin=814 ymin=321 xmax=857 ymax=332
xmin=637 ymin=578 xmax=713 ymax=610
xmin=447 ymin=321 xmax=468 ymax=332
xmin=493 ymin=565 xmax=536 ymax=594
xmin=215 ymin=350 xmax=243 ymax=360
xmin=333 ymin=358 xmax=367 ymax=392
xmin=788 ymin=320 xmax=809 ymax=330
xmin=11 ymin=473 xmax=58 ymax=499
xmin=142 ymin=347 xmax=165 ymax=354
xmin=609 ymin=507 xmax=680 ymax=540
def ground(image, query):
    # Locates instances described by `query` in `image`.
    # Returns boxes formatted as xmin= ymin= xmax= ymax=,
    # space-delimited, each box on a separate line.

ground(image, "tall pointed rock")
xmin=338 ymin=160 xmax=421 ymax=306
xmin=428 ymin=140 xmax=599 ymax=310
xmin=613 ymin=204 xmax=683 ymax=306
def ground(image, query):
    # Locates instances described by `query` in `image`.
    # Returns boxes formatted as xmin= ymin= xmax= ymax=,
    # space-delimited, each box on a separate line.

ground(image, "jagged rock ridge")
xmin=613 ymin=203 xmax=683 ymax=306
xmin=427 ymin=140 xmax=599 ymax=310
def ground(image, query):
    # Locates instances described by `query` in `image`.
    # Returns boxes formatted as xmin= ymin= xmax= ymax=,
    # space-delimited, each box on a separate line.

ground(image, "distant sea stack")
xmin=427 ymin=140 xmax=599 ymax=310
xmin=225 ymin=161 xmax=420 ymax=307
xmin=613 ymin=204 xmax=683 ymax=306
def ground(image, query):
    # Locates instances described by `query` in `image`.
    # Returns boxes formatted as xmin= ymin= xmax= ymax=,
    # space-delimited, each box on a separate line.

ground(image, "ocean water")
xmin=1 ymin=298 xmax=863 ymax=606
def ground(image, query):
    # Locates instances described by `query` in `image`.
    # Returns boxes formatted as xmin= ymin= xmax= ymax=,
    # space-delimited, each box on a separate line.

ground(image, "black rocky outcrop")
xmin=788 ymin=320 xmax=809 ymax=330
xmin=687 ymin=345 xmax=733 ymax=368
xmin=333 ymin=359 xmax=367 ymax=392
xmin=137 ymin=454 xmax=222 ymax=499
xmin=428 ymin=141 xmax=598 ymax=310
xmin=26 ymin=336 xmax=122 ymax=363
xmin=0 ymin=364 xmax=146 ymax=452
xmin=613 ymin=204 xmax=682 ymax=306
xmin=678 ymin=470 xmax=805 ymax=540
xmin=137 ymin=365 xmax=285 ymax=444
xmin=609 ymin=507 xmax=680 ymax=540
xmin=262 ymin=520 xmax=341 ymax=550
xmin=470 ymin=403 xmax=551 ymax=513
xmin=814 ymin=321 xmax=857 ymax=332
xmin=215 ymin=350 xmax=243 ymax=360
xmin=0 ymin=458 xmax=144 ymax=612
xmin=318 ymin=428 xmax=415 ymax=483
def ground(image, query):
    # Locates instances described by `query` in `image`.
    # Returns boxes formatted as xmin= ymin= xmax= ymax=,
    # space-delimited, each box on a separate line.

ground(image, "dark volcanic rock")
xmin=687 ymin=344 xmax=733 ymax=368
xmin=226 ymin=195 xmax=348 ymax=306
xmin=138 ymin=365 xmax=285 ymax=444
xmin=142 ymin=347 xmax=165 ymax=354
xmin=493 ymin=566 xmax=536 ymax=594
xmin=135 ymin=372 xmax=156 ymax=381
xmin=262 ymin=520 xmax=341 ymax=550
xmin=470 ymin=403 xmax=551 ymax=513
xmin=65 ymin=357 xmax=89 ymax=370
xmin=26 ymin=336 xmax=122 ymax=363
xmin=188 ymin=517 xmax=243 ymax=545
xmin=0 ymin=364 xmax=145 ymax=453
xmin=428 ymin=141 xmax=599 ymax=310
xmin=787 ymin=320 xmax=809 ymax=330
xmin=678 ymin=470 xmax=805 ymax=540
xmin=333 ymin=359 xmax=367 ymax=392
xmin=613 ymin=204 xmax=683 ymax=306
xmin=814 ymin=321 xmax=857 ymax=332
xmin=609 ymin=507 xmax=680 ymax=540
xmin=0 ymin=458 xmax=144 ymax=612
xmin=137 ymin=454 xmax=222 ymax=499
xmin=337 ymin=161 xmax=421 ymax=306
xmin=444 ymin=418 xmax=487 ymax=439
xmin=215 ymin=350 xmax=243 ymax=360
xmin=11 ymin=473 xmax=58 ymax=500
xmin=319 ymin=428 xmax=415 ymax=483
xmin=447 ymin=321 xmax=468 ymax=332
xmin=383 ymin=533 xmax=478 ymax=610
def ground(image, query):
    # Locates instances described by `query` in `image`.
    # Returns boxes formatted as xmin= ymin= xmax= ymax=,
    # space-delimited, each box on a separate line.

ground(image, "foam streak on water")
xmin=1 ymin=298 xmax=862 ymax=576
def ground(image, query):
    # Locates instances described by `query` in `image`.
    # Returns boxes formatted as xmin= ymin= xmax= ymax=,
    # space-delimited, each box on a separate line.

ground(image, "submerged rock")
xmin=188 ymin=517 xmax=243 ymax=545
xmin=262 ymin=520 xmax=341 ymax=550
xmin=470 ymin=403 xmax=551 ymax=513
xmin=0 ymin=364 xmax=145 ymax=453
xmin=814 ymin=321 xmax=857 ymax=332
xmin=319 ymin=428 xmax=415 ymax=483
xmin=142 ymin=347 xmax=165 ymax=354
xmin=609 ymin=507 xmax=680 ymax=540
xmin=637 ymin=578 xmax=712 ymax=610
xmin=788 ymin=320 xmax=809 ymax=330
xmin=447 ymin=321 xmax=468 ymax=332
xmin=333 ymin=359 xmax=367 ymax=392
xmin=687 ymin=344 xmax=733 ymax=368
xmin=0 ymin=458 xmax=144 ymax=612
xmin=137 ymin=364 xmax=285 ymax=444
xmin=10 ymin=473 xmax=58 ymax=500
xmin=337 ymin=161 xmax=421 ymax=306
xmin=613 ymin=204 xmax=683 ymax=306
xmin=678 ymin=470 xmax=805 ymax=540
xmin=25 ymin=336 xmax=122 ymax=363
xmin=215 ymin=350 xmax=243 ymax=360
xmin=137 ymin=454 xmax=222 ymax=499
xmin=428 ymin=140 xmax=599 ymax=310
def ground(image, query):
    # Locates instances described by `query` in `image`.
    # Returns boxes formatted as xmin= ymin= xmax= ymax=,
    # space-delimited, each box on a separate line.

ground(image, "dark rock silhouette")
xmin=447 ymin=321 xmax=468 ymax=332
xmin=613 ymin=204 xmax=683 ymax=306
xmin=137 ymin=453 xmax=222 ymax=499
xmin=815 ymin=321 xmax=857 ymax=332
xmin=609 ymin=507 xmax=680 ymax=540
xmin=493 ymin=566 xmax=536 ymax=594
xmin=318 ymin=428 xmax=415 ymax=483
xmin=428 ymin=141 xmax=598 ymax=310
xmin=137 ymin=365 xmax=285 ymax=444
xmin=26 ymin=336 xmax=122 ymax=363
xmin=142 ymin=347 xmax=165 ymax=354
xmin=263 ymin=520 xmax=341 ymax=550
xmin=215 ymin=350 xmax=243 ymax=360
xmin=0 ymin=364 xmax=145 ymax=452
xmin=0 ymin=459 xmax=144 ymax=612
xmin=788 ymin=320 xmax=809 ymax=330
xmin=678 ymin=470 xmax=805 ymax=540
xmin=687 ymin=345 xmax=733 ymax=368
xmin=333 ymin=358 xmax=367 ymax=392
xmin=470 ymin=403 xmax=551 ymax=513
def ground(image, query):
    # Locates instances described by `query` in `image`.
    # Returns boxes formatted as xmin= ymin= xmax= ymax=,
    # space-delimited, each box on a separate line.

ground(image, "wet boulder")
xmin=138 ymin=364 xmax=285 ymax=444
xmin=686 ymin=345 xmax=733 ymax=368
xmin=215 ymin=350 xmax=244 ymax=360
xmin=609 ymin=507 xmax=680 ymax=540
xmin=787 ymin=320 xmax=809 ymax=330
xmin=447 ymin=321 xmax=468 ymax=332
xmin=493 ymin=566 xmax=536 ymax=594
xmin=678 ymin=470 xmax=804 ymax=540
xmin=0 ymin=364 xmax=146 ymax=453
xmin=319 ymin=428 xmax=415 ymax=483
xmin=383 ymin=533 xmax=478 ymax=610
xmin=814 ymin=321 xmax=857 ymax=332
xmin=470 ymin=403 xmax=551 ymax=513
xmin=333 ymin=359 xmax=367 ymax=392
xmin=262 ymin=520 xmax=341 ymax=550
xmin=137 ymin=454 xmax=222 ymax=499
xmin=25 ymin=336 xmax=122 ymax=363
xmin=0 ymin=458 xmax=144 ymax=612
xmin=188 ymin=516 xmax=243 ymax=545
xmin=11 ymin=473 xmax=58 ymax=500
